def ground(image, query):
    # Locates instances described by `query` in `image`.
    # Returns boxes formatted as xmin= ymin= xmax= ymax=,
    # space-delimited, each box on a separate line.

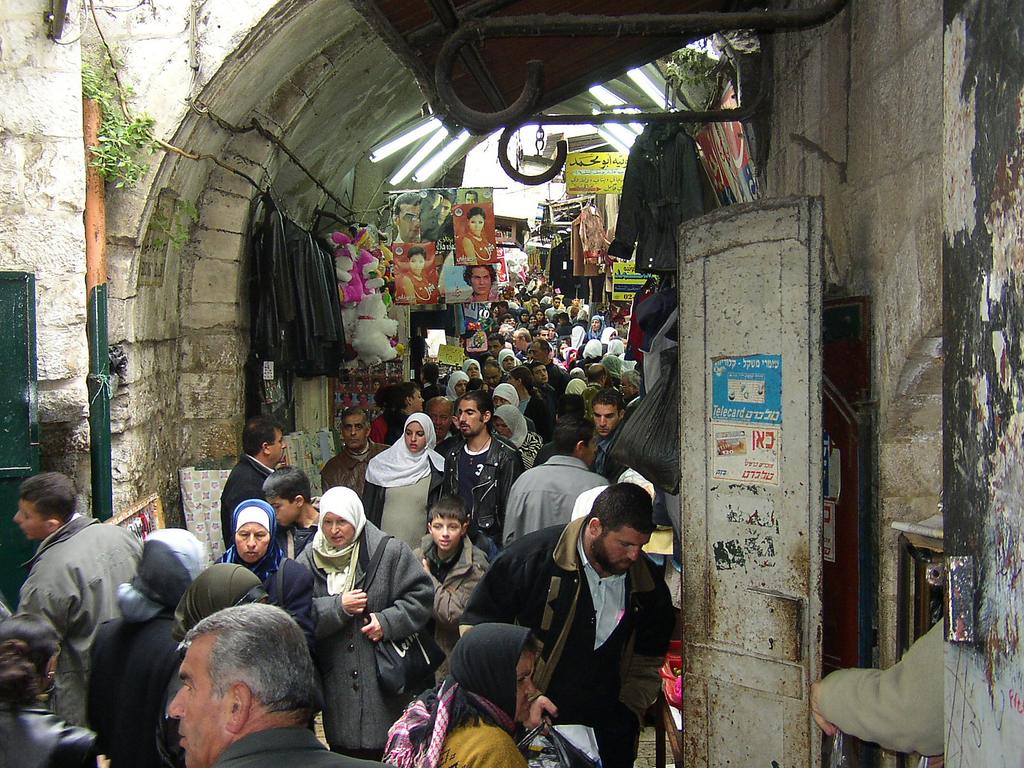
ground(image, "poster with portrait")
xmin=388 ymin=190 xmax=429 ymax=244
xmin=419 ymin=188 xmax=456 ymax=242
xmin=391 ymin=242 xmax=440 ymax=305
xmin=441 ymin=255 xmax=506 ymax=304
xmin=453 ymin=188 xmax=497 ymax=266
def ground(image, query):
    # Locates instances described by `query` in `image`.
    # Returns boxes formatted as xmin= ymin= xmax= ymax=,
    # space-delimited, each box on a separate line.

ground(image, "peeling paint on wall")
xmin=944 ymin=0 xmax=1024 ymax=761
xmin=943 ymin=14 xmax=977 ymax=241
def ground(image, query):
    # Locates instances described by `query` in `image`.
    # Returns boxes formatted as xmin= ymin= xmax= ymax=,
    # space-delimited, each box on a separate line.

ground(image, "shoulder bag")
xmin=363 ymin=535 xmax=445 ymax=696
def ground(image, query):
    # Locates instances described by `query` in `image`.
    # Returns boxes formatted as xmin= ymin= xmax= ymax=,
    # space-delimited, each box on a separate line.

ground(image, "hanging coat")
xmin=608 ymin=125 xmax=705 ymax=272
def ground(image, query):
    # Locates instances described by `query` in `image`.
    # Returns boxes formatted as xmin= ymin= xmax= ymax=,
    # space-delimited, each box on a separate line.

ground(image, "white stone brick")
xmin=0 ymin=69 xmax=83 ymax=137
xmin=192 ymin=226 xmax=245 ymax=263
xmin=179 ymin=371 xmax=242 ymax=419
xmin=37 ymin=324 xmax=89 ymax=380
xmin=184 ymin=300 xmax=241 ymax=329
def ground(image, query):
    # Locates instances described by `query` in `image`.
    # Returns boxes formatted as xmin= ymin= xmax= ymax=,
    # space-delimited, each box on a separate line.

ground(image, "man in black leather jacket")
xmin=437 ymin=391 xmax=523 ymax=559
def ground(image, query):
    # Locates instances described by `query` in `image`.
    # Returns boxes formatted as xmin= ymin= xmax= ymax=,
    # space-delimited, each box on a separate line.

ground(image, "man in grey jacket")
xmin=14 ymin=471 xmax=142 ymax=726
xmin=502 ymin=417 xmax=606 ymax=546
xmin=170 ymin=603 xmax=380 ymax=767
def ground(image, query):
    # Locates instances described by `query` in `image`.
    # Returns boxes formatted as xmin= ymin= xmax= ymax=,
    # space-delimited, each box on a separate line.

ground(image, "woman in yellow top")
xmin=460 ymin=207 xmax=497 ymax=264
xmin=384 ymin=623 xmax=551 ymax=768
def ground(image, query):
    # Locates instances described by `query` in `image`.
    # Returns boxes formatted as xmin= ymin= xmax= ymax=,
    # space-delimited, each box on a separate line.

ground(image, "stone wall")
xmin=0 ymin=1 xmax=91 ymax=492
xmin=74 ymin=0 xmax=417 ymax=515
xmin=766 ymin=0 xmax=944 ymax=736
xmin=768 ymin=0 xmax=943 ymax=429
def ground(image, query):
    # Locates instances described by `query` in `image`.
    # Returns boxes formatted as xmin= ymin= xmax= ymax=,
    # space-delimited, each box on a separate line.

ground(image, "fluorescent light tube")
xmin=412 ymin=130 xmax=471 ymax=183
xmin=370 ymin=117 xmax=442 ymax=163
xmin=596 ymin=127 xmax=631 ymax=155
xmin=589 ymin=84 xmax=625 ymax=106
xmin=389 ymin=126 xmax=449 ymax=186
xmin=627 ymin=67 xmax=668 ymax=109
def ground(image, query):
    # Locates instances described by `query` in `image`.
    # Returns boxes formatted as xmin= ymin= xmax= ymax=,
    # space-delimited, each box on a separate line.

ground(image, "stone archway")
xmin=88 ymin=0 xmax=423 ymax=512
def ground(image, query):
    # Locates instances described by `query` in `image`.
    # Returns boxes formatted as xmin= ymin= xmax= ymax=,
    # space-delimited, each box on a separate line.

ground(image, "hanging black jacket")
xmin=608 ymin=124 xmax=705 ymax=272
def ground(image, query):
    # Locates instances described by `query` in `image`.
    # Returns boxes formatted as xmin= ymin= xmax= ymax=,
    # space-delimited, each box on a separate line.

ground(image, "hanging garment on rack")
xmin=248 ymin=193 xmax=346 ymax=376
xmin=609 ymin=125 xmax=705 ymax=272
xmin=571 ymin=206 xmax=606 ymax=277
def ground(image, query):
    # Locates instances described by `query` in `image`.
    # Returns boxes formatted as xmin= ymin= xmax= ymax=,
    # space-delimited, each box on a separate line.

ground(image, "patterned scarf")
xmin=384 ymin=680 xmax=515 ymax=768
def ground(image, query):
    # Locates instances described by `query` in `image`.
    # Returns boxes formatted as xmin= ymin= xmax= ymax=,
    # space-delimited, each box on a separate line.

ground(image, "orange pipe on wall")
xmin=83 ymin=99 xmax=106 ymax=293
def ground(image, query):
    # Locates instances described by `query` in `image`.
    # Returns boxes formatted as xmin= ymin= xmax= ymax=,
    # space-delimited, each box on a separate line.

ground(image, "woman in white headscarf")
xmin=490 ymin=382 xmax=519 ymax=409
xmin=445 ymin=370 xmax=469 ymax=401
xmin=363 ymin=413 xmax=446 ymax=548
xmin=492 ymin=404 xmax=543 ymax=470
xmin=607 ymin=338 xmax=626 ymax=358
xmin=461 ymin=359 xmax=482 ymax=379
xmin=496 ymin=349 xmax=517 ymax=374
xmin=301 ymin=486 xmax=433 ymax=758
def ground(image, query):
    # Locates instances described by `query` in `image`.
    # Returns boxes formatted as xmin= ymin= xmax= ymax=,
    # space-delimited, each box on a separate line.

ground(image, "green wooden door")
xmin=0 ymin=272 xmax=39 ymax=609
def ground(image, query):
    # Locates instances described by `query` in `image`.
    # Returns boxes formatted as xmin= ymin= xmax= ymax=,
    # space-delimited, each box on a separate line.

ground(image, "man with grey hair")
xmin=169 ymin=604 xmax=379 ymax=768
xmin=620 ymin=368 xmax=641 ymax=406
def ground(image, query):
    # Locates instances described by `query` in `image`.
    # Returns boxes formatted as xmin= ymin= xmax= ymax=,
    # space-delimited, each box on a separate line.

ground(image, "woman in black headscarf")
xmin=88 ymin=529 xmax=206 ymax=768
xmin=384 ymin=623 xmax=547 ymax=768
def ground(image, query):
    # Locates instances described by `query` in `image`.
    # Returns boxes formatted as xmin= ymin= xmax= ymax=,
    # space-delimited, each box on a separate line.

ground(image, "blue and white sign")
xmin=711 ymin=354 xmax=783 ymax=425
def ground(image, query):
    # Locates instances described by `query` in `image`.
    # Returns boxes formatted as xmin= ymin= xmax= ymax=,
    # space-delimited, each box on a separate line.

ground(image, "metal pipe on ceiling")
xmin=433 ymin=0 xmax=849 ymax=133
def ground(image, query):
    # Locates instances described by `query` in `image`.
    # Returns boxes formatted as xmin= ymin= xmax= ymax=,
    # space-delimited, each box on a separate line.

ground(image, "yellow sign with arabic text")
xmin=565 ymin=152 xmax=628 ymax=195
xmin=612 ymin=259 xmax=654 ymax=302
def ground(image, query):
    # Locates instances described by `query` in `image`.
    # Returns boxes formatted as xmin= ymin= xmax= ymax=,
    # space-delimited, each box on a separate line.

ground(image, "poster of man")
xmin=390 ymin=190 xmax=424 ymax=243
xmin=392 ymin=242 xmax=440 ymax=305
xmin=441 ymin=257 xmax=506 ymax=303
xmin=420 ymin=188 xmax=455 ymax=241
xmin=453 ymin=193 xmax=497 ymax=265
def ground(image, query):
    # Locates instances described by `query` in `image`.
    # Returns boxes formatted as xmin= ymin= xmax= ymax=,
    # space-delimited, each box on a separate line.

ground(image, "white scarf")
xmin=365 ymin=413 xmax=445 ymax=488
xmin=311 ymin=487 xmax=367 ymax=595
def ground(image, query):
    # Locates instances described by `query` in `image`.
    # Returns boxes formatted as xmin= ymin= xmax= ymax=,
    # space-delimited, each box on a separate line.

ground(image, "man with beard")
xmin=462 ymin=484 xmax=673 ymax=768
xmin=436 ymin=390 xmax=522 ymax=558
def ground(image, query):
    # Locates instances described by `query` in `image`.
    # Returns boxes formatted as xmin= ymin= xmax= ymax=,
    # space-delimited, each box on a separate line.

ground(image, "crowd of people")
xmin=0 ymin=278 xmax=945 ymax=768
xmin=0 ymin=287 xmax=679 ymax=768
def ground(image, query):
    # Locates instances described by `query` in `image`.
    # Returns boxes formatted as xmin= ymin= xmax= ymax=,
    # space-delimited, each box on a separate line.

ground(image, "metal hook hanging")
xmin=433 ymin=0 xmax=848 ymax=134
xmin=497 ymin=125 xmax=567 ymax=185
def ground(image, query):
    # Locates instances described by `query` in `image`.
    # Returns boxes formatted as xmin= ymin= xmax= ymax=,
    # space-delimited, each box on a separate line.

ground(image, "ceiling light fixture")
xmin=369 ymin=117 xmax=443 ymax=163
xmin=596 ymin=126 xmax=632 ymax=155
xmin=589 ymin=84 xmax=625 ymax=107
xmin=627 ymin=67 xmax=669 ymax=109
xmin=412 ymin=130 xmax=472 ymax=183
xmin=603 ymin=123 xmax=639 ymax=150
xmin=388 ymin=126 xmax=449 ymax=186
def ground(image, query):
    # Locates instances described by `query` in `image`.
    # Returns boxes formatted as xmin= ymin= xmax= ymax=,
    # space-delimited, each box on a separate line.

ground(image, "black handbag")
xmin=362 ymin=535 xmax=445 ymax=696
xmin=518 ymin=723 xmax=599 ymax=768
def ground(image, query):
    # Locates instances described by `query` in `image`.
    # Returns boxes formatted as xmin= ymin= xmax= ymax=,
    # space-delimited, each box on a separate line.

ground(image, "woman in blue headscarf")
xmin=584 ymin=315 xmax=605 ymax=342
xmin=221 ymin=498 xmax=316 ymax=651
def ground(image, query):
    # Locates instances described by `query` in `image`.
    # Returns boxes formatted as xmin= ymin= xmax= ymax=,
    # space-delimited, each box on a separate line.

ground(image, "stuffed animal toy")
xmin=349 ymin=292 xmax=399 ymax=367
xmin=333 ymin=229 xmax=386 ymax=306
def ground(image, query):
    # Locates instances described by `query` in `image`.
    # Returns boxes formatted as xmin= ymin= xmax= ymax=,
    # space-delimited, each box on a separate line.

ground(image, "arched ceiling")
xmin=164 ymin=0 xmax=734 ymax=222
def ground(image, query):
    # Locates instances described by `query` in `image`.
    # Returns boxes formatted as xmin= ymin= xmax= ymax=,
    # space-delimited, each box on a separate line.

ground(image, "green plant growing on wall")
xmin=82 ymin=54 xmax=155 ymax=188
xmin=661 ymin=44 xmax=732 ymax=112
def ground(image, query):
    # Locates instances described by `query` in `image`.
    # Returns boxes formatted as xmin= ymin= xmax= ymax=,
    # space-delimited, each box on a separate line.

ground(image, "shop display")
xmin=283 ymin=429 xmax=336 ymax=496
xmin=179 ymin=467 xmax=232 ymax=563
xmin=331 ymin=360 xmax=405 ymax=422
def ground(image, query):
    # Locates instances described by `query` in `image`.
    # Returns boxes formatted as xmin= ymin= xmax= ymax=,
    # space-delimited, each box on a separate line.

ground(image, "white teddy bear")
xmin=347 ymin=292 xmax=398 ymax=367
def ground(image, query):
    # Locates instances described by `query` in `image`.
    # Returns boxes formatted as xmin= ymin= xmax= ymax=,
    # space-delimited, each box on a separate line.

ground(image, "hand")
xmin=361 ymin=613 xmax=384 ymax=642
xmin=810 ymin=681 xmax=837 ymax=736
xmin=525 ymin=694 xmax=558 ymax=730
xmin=341 ymin=589 xmax=368 ymax=615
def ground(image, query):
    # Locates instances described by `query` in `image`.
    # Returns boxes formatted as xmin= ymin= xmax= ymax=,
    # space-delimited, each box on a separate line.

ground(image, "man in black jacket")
xmin=437 ymin=390 xmax=523 ymax=559
xmin=462 ymin=484 xmax=674 ymax=768
xmin=220 ymin=416 xmax=286 ymax=549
